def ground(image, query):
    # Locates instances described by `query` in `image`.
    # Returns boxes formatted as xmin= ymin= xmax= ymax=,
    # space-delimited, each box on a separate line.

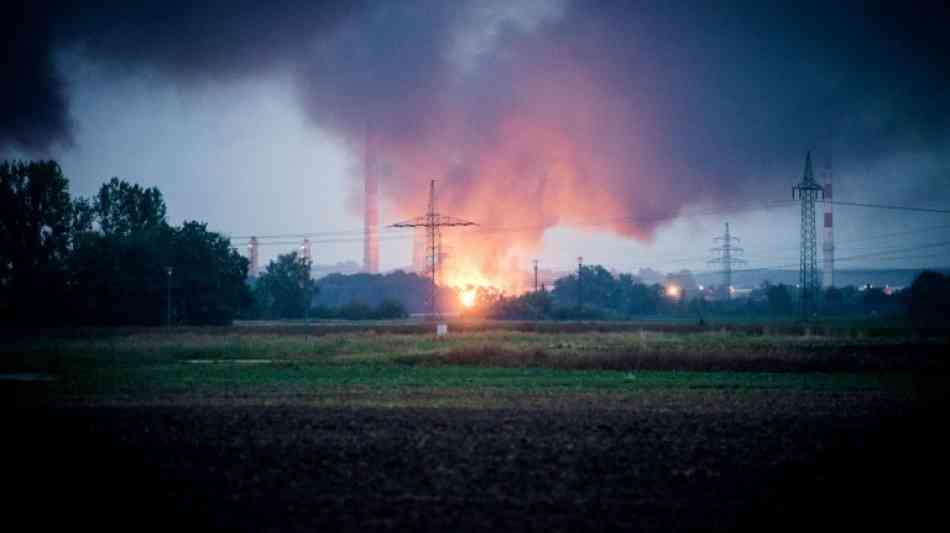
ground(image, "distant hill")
xmin=311 ymin=260 xmax=362 ymax=279
xmin=694 ymin=268 xmax=950 ymax=289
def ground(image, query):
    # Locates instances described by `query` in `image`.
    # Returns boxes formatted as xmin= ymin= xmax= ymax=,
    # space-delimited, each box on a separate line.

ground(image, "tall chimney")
xmin=364 ymin=130 xmax=380 ymax=273
xmin=248 ymin=236 xmax=259 ymax=278
xmin=822 ymin=154 xmax=834 ymax=288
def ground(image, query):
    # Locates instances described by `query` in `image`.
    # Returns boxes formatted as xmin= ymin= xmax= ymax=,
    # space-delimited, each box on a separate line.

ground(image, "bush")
xmin=374 ymin=299 xmax=409 ymax=319
xmin=310 ymin=299 xmax=408 ymax=320
xmin=910 ymin=271 xmax=950 ymax=324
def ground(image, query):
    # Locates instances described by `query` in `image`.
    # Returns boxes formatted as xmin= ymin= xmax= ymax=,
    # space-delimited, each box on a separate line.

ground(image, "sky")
xmin=4 ymin=0 xmax=950 ymax=281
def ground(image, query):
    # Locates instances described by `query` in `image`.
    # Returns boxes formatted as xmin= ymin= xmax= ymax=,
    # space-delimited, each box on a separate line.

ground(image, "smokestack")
xmin=822 ymin=154 xmax=834 ymax=288
xmin=364 ymin=130 xmax=380 ymax=273
xmin=248 ymin=236 xmax=259 ymax=278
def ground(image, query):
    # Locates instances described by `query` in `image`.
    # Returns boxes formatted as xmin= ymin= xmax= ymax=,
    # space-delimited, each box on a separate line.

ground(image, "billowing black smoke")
xmin=4 ymin=0 xmax=950 ymax=246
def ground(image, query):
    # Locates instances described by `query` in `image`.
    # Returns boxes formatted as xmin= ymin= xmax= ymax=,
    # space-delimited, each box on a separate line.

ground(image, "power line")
xmin=225 ymin=200 xmax=799 ymax=242
xmin=389 ymin=179 xmax=477 ymax=318
xmin=819 ymin=200 xmax=950 ymax=214
xmin=236 ymin=234 xmax=412 ymax=247
xmin=721 ymin=239 xmax=950 ymax=275
xmin=225 ymin=198 xmax=948 ymax=242
xmin=466 ymin=201 xmax=799 ymax=235
xmin=597 ymin=223 xmax=950 ymax=269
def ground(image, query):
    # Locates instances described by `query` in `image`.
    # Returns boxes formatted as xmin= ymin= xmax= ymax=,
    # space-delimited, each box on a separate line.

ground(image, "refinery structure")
xmin=236 ymin=145 xmax=857 ymax=315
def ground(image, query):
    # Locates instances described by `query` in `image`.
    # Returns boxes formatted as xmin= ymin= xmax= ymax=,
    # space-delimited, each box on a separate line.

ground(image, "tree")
xmin=486 ymin=289 xmax=553 ymax=320
xmin=69 ymin=177 xmax=172 ymax=324
xmin=69 ymin=177 xmax=249 ymax=325
xmin=909 ymin=271 xmax=950 ymax=324
xmin=0 ymin=160 xmax=75 ymax=323
xmin=552 ymin=266 xmax=616 ymax=309
xmin=312 ymin=270 xmax=439 ymax=314
xmin=170 ymin=221 xmax=251 ymax=325
xmin=374 ymin=299 xmax=408 ymax=319
xmin=628 ymin=283 xmax=661 ymax=316
xmin=256 ymin=252 xmax=315 ymax=319
xmin=823 ymin=286 xmax=844 ymax=315
xmin=765 ymin=283 xmax=794 ymax=316
xmin=94 ymin=177 xmax=166 ymax=237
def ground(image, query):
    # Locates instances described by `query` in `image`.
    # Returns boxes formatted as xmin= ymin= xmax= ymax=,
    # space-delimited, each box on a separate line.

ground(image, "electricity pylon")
xmin=793 ymin=151 xmax=824 ymax=320
xmin=390 ymin=180 xmax=477 ymax=318
xmin=707 ymin=222 xmax=746 ymax=297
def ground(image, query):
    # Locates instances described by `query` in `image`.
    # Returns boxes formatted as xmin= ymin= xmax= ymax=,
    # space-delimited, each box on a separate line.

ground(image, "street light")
xmin=666 ymin=284 xmax=681 ymax=299
xmin=165 ymin=266 xmax=173 ymax=327
xmin=577 ymin=256 xmax=583 ymax=309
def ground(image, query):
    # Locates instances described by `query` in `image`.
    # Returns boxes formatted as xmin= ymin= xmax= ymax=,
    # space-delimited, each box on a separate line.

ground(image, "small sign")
xmin=436 ymin=323 xmax=448 ymax=337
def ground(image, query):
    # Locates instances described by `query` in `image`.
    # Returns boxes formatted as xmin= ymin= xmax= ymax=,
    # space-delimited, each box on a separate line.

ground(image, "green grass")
xmin=4 ymin=328 xmax=940 ymax=363
xmin=48 ymin=362 xmax=911 ymax=397
xmin=4 ymin=328 xmax=939 ymax=401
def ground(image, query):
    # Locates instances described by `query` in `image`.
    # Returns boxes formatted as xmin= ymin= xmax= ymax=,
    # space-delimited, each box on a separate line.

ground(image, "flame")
xmin=459 ymin=288 xmax=477 ymax=308
xmin=373 ymin=49 xmax=676 ymax=291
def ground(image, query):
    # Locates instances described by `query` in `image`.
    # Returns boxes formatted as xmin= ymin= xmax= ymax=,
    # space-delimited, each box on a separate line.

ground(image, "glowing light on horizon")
xmin=460 ymin=288 xmax=477 ymax=308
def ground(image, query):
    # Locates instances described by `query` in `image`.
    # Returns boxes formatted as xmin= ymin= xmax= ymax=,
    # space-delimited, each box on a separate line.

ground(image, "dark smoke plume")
xmin=4 ymin=0 xmax=950 ymax=284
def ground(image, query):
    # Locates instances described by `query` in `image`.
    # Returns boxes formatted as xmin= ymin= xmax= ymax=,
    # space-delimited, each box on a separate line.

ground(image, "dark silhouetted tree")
xmin=256 ymin=252 xmax=314 ymax=319
xmin=69 ymin=177 xmax=249 ymax=325
xmin=765 ymin=283 xmax=794 ymax=316
xmin=0 ymin=160 xmax=75 ymax=323
xmin=94 ymin=177 xmax=166 ymax=237
xmin=69 ymin=177 xmax=171 ymax=324
xmin=170 ymin=221 xmax=250 ymax=325
xmin=909 ymin=271 xmax=950 ymax=324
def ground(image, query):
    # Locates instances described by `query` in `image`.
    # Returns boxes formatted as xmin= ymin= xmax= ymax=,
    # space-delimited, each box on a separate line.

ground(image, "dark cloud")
xmin=2 ymin=0 xmax=359 ymax=150
xmin=3 ymin=0 xmax=949 ymax=237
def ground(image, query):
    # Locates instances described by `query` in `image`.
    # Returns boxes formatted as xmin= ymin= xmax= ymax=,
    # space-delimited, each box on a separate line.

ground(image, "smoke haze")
xmin=5 ymin=0 xmax=950 ymax=286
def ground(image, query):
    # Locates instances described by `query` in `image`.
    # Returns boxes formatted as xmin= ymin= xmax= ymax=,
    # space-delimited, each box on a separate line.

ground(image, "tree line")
xmin=250 ymin=255 xmax=949 ymax=323
xmin=1 ymin=160 xmax=250 ymax=325
xmin=4 ymin=159 xmax=947 ymax=326
xmin=466 ymin=264 xmax=950 ymax=323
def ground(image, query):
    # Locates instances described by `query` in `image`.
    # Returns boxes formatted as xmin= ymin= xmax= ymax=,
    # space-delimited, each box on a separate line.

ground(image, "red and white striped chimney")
xmin=822 ymin=154 xmax=834 ymax=288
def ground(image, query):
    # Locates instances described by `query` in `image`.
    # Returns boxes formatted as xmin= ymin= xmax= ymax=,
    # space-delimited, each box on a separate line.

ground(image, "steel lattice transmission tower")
xmin=390 ymin=180 xmax=477 ymax=318
xmin=707 ymin=222 xmax=746 ymax=297
xmin=793 ymin=152 xmax=825 ymax=320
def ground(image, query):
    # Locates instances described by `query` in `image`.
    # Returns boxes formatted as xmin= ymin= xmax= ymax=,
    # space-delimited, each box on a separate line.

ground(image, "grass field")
xmin=6 ymin=323 xmax=949 ymax=531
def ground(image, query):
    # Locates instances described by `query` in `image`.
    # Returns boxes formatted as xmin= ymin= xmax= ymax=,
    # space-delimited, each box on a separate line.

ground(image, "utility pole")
xmin=390 ymin=180 xmax=477 ymax=319
xmin=298 ymin=244 xmax=312 ymax=324
xmin=533 ymin=259 xmax=540 ymax=292
xmin=577 ymin=256 xmax=583 ymax=309
xmin=165 ymin=266 xmax=173 ymax=327
xmin=707 ymin=222 xmax=746 ymax=297
xmin=793 ymin=151 xmax=824 ymax=320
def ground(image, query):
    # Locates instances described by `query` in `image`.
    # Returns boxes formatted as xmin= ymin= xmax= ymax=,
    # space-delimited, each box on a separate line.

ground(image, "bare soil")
xmin=9 ymin=386 xmax=948 ymax=532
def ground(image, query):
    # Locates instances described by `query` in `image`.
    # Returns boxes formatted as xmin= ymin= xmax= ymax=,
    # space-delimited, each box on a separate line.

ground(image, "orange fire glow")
xmin=373 ymin=55 xmax=663 ymax=293
xmin=459 ymin=288 xmax=477 ymax=308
